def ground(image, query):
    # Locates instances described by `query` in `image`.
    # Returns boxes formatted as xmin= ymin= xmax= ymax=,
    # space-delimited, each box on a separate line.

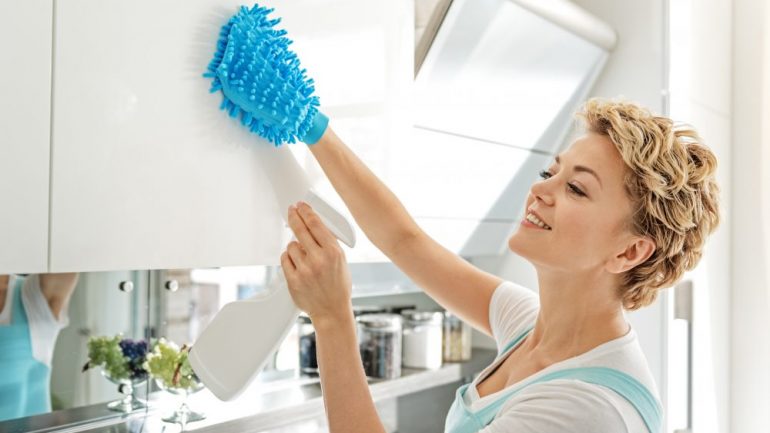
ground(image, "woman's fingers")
xmin=280 ymin=250 xmax=295 ymax=273
xmin=288 ymin=205 xmax=322 ymax=253
xmin=295 ymin=202 xmax=338 ymax=248
xmin=286 ymin=240 xmax=306 ymax=270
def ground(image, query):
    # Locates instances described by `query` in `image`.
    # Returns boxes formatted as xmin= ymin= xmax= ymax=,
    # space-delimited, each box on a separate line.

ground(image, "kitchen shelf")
xmin=0 ymin=349 xmax=496 ymax=433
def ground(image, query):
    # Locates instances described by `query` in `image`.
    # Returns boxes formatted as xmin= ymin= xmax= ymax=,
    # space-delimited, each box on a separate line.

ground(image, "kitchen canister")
xmin=297 ymin=313 xmax=318 ymax=376
xmin=357 ymin=314 xmax=402 ymax=379
xmin=401 ymin=310 xmax=444 ymax=369
xmin=443 ymin=311 xmax=472 ymax=362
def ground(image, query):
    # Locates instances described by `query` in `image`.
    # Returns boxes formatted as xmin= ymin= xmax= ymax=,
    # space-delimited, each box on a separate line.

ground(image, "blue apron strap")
xmin=488 ymin=329 xmax=661 ymax=433
xmin=525 ymin=367 xmax=662 ymax=433
xmin=468 ymin=366 xmax=661 ymax=433
xmin=497 ymin=325 xmax=534 ymax=357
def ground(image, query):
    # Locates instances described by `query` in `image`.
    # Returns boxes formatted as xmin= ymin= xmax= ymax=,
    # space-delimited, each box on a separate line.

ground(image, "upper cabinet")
xmin=0 ymin=0 xmax=52 ymax=274
xmin=47 ymin=0 xmax=412 ymax=272
xmin=49 ymin=0 xmax=284 ymax=272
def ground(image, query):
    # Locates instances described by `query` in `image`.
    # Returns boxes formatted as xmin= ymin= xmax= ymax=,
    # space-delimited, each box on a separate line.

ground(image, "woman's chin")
xmin=507 ymin=234 xmax=526 ymax=255
xmin=508 ymin=231 xmax=542 ymax=257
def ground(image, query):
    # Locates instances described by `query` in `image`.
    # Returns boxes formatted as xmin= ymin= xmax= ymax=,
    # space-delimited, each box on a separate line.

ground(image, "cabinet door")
xmin=0 ymin=0 xmax=52 ymax=274
xmin=49 ymin=0 xmax=411 ymax=271
xmin=49 ymin=0 xmax=286 ymax=272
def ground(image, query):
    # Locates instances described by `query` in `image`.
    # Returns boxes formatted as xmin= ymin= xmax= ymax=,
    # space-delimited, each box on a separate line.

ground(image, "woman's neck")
xmin=522 ymin=270 xmax=630 ymax=361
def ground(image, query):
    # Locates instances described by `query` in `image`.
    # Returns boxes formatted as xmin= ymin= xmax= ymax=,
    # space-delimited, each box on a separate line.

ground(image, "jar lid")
xmin=352 ymin=305 xmax=386 ymax=317
xmin=357 ymin=313 xmax=402 ymax=330
xmin=384 ymin=304 xmax=417 ymax=315
xmin=401 ymin=310 xmax=444 ymax=325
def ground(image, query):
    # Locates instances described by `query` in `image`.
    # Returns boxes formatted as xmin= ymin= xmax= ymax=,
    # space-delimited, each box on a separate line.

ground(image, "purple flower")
xmin=119 ymin=338 xmax=150 ymax=380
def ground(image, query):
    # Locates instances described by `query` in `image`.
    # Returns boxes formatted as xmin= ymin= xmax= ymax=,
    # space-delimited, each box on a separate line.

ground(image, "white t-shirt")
xmin=463 ymin=280 xmax=660 ymax=433
xmin=0 ymin=274 xmax=70 ymax=367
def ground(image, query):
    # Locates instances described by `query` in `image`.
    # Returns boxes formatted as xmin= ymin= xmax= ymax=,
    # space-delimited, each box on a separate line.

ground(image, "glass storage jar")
xmin=401 ymin=310 xmax=444 ymax=369
xmin=357 ymin=314 xmax=402 ymax=379
xmin=443 ymin=311 xmax=472 ymax=362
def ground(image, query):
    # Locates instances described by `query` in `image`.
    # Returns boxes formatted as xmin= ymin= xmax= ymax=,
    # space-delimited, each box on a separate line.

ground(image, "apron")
xmin=0 ymin=276 xmax=52 ymax=421
xmin=445 ymin=327 xmax=662 ymax=433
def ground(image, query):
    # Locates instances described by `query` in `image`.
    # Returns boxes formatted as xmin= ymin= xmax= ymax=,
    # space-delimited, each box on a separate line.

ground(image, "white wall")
xmin=731 ymin=0 xmax=770 ymax=432
xmin=668 ymin=0 xmax=733 ymax=432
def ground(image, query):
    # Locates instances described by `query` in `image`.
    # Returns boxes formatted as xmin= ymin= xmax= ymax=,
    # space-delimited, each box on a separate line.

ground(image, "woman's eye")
xmin=568 ymin=184 xmax=586 ymax=197
xmin=540 ymin=170 xmax=587 ymax=197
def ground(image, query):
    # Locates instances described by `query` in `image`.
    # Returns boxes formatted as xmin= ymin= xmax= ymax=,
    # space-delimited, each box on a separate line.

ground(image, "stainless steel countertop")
xmin=0 ymin=349 xmax=496 ymax=433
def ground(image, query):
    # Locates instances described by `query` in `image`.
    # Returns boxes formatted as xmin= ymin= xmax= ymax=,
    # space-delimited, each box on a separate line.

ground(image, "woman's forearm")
xmin=313 ymin=310 xmax=387 ymax=433
xmin=309 ymin=126 xmax=421 ymax=256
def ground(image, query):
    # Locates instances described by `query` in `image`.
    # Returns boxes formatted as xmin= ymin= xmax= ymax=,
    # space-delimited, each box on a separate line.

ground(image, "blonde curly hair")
xmin=577 ymin=98 xmax=721 ymax=310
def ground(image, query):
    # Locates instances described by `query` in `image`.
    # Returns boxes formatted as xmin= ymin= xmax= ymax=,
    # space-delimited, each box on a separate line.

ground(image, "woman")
xmin=280 ymin=98 xmax=720 ymax=433
xmin=0 ymin=273 xmax=78 ymax=421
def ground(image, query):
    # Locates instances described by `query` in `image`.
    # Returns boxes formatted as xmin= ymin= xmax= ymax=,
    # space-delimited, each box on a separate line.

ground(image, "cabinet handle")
xmin=673 ymin=279 xmax=693 ymax=433
xmin=165 ymin=280 xmax=179 ymax=292
xmin=119 ymin=281 xmax=134 ymax=293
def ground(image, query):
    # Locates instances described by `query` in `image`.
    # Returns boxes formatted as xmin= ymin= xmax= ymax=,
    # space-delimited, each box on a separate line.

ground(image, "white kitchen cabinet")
xmin=0 ymin=0 xmax=52 ymax=274
xmin=48 ymin=0 xmax=412 ymax=272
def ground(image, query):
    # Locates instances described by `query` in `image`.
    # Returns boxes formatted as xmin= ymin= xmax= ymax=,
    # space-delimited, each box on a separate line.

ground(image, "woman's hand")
xmin=281 ymin=201 xmax=353 ymax=324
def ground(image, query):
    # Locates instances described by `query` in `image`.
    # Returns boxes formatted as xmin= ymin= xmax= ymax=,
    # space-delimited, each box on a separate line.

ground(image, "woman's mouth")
xmin=522 ymin=212 xmax=552 ymax=230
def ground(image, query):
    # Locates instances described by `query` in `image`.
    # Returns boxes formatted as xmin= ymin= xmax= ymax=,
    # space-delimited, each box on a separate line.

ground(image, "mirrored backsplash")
xmin=0 ymin=262 xmax=425 ymax=425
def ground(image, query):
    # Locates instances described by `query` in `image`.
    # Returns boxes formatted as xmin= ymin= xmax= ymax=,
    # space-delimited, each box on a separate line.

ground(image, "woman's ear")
xmin=607 ymin=236 xmax=656 ymax=274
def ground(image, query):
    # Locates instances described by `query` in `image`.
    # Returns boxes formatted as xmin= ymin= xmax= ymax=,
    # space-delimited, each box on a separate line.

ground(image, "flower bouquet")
xmin=144 ymin=339 xmax=205 ymax=426
xmin=82 ymin=335 xmax=150 ymax=412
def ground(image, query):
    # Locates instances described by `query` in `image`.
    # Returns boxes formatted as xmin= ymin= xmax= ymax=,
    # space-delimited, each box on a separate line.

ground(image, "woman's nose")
xmin=531 ymin=176 xmax=555 ymax=206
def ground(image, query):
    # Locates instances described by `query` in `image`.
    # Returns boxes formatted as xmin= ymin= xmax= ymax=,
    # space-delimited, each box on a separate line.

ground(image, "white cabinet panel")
xmin=0 ymin=0 xmax=52 ymax=274
xmin=50 ymin=0 xmax=283 ymax=272
xmin=49 ymin=0 xmax=411 ymax=271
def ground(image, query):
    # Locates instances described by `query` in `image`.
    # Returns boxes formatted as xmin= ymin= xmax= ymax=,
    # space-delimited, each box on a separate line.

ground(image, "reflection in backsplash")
xmin=0 ymin=262 xmax=434 ymax=426
xmin=1 ymin=267 xmax=276 ymax=424
xmin=51 ymin=271 xmax=149 ymax=412
xmin=156 ymin=266 xmax=304 ymax=373
xmin=0 ymin=273 xmax=79 ymax=420
xmin=156 ymin=267 xmax=272 ymax=348
xmin=0 ymin=271 xmax=147 ymax=422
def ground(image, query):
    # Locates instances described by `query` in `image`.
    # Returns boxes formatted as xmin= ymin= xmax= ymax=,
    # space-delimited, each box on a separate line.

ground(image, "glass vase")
xmin=102 ymin=371 xmax=147 ymax=413
xmin=155 ymin=378 xmax=206 ymax=428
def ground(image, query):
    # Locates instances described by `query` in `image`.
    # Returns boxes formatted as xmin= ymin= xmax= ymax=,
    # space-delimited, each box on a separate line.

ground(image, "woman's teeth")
xmin=526 ymin=213 xmax=552 ymax=230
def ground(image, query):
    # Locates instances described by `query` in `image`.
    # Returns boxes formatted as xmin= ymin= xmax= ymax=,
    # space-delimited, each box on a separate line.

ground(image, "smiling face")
xmin=509 ymin=132 xmax=638 ymax=274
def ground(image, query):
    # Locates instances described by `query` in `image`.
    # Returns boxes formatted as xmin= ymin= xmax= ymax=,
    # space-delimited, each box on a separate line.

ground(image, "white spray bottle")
xmin=188 ymin=144 xmax=356 ymax=401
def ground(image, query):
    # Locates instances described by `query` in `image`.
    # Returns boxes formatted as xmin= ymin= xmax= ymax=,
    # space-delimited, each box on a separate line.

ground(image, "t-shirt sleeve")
xmin=488 ymin=280 xmax=539 ymax=354
xmin=479 ymin=380 xmax=632 ymax=433
xmin=21 ymin=274 xmax=70 ymax=367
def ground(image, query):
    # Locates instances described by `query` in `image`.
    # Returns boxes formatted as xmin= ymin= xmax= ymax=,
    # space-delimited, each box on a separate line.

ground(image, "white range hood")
xmin=402 ymin=0 xmax=616 ymax=257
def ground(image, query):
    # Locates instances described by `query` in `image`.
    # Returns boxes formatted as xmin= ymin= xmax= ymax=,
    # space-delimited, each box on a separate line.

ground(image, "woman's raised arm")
xmin=309 ymin=128 xmax=502 ymax=335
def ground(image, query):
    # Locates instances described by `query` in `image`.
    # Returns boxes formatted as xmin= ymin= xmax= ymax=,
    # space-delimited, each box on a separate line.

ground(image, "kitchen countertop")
xmin=0 ymin=349 xmax=496 ymax=433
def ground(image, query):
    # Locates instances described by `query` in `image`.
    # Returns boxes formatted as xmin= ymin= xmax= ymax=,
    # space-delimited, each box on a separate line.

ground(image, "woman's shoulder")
xmin=487 ymin=378 xmax=647 ymax=433
xmin=505 ymin=327 xmax=659 ymax=432
xmin=488 ymin=280 xmax=540 ymax=352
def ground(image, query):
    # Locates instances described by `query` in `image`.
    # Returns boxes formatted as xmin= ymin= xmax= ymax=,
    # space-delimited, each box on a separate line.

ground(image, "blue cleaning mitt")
xmin=204 ymin=4 xmax=329 ymax=145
